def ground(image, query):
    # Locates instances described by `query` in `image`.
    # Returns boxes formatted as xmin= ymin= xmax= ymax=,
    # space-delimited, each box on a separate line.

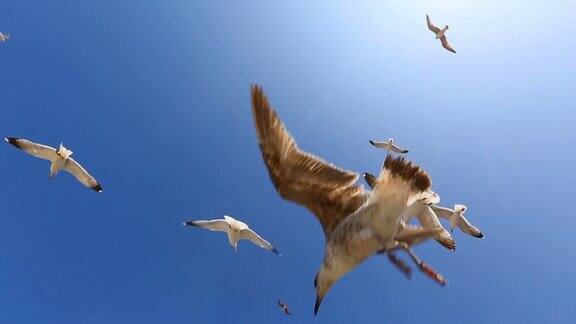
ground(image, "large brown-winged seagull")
xmin=251 ymin=85 xmax=448 ymax=315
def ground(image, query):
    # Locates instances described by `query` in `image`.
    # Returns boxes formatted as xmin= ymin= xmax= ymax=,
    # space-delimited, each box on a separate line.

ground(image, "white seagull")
xmin=369 ymin=138 xmax=409 ymax=154
xmin=426 ymin=15 xmax=456 ymax=53
xmin=182 ymin=215 xmax=279 ymax=254
xmin=431 ymin=204 xmax=483 ymax=238
xmin=251 ymin=85 xmax=446 ymax=315
xmin=0 ymin=32 xmax=10 ymax=42
xmin=5 ymin=137 xmax=102 ymax=192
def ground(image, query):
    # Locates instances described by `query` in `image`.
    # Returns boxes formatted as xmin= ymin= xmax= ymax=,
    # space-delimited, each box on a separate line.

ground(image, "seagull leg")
xmin=387 ymin=252 xmax=412 ymax=279
xmin=394 ymin=242 xmax=448 ymax=286
xmin=372 ymin=234 xmax=413 ymax=279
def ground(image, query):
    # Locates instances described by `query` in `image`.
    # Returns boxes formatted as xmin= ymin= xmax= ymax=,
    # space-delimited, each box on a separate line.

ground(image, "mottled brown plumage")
xmin=251 ymin=85 xmax=367 ymax=239
xmin=381 ymin=155 xmax=431 ymax=192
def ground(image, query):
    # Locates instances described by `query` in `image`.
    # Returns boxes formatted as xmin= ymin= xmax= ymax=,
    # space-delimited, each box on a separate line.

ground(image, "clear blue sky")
xmin=0 ymin=0 xmax=575 ymax=323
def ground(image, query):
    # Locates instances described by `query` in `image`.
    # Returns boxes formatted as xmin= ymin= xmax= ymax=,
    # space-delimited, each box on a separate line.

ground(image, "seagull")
xmin=363 ymin=172 xmax=455 ymax=251
xmin=182 ymin=215 xmax=279 ymax=254
xmin=426 ymin=15 xmax=456 ymax=53
xmin=0 ymin=32 xmax=10 ymax=42
xmin=251 ymin=85 xmax=445 ymax=315
xmin=430 ymin=204 xmax=484 ymax=238
xmin=5 ymin=137 xmax=102 ymax=192
xmin=277 ymin=300 xmax=292 ymax=316
xmin=369 ymin=139 xmax=409 ymax=154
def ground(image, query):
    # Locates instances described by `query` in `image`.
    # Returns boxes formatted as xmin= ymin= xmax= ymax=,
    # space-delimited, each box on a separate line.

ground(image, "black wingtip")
xmin=272 ymin=247 xmax=281 ymax=256
xmin=5 ymin=137 xmax=21 ymax=149
xmin=182 ymin=221 xmax=197 ymax=227
xmin=92 ymin=183 xmax=103 ymax=193
xmin=474 ymin=232 xmax=484 ymax=239
xmin=369 ymin=140 xmax=376 ymax=146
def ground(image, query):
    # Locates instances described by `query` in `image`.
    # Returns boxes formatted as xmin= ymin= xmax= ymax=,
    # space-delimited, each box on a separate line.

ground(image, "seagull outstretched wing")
xmin=252 ymin=85 xmax=367 ymax=239
xmin=63 ymin=158 xmax=102 ymax=192
xmin=240 ymin=227 xmax=278 ymax=254
xmin=426 ymin=15 xmax=441 ymax=33
xmin=5 ymin=137 xmax=57 ymax=161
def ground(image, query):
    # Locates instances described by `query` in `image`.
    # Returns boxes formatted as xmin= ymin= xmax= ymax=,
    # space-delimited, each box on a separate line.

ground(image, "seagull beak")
xmin=314 ymin=294 xmax=324 ymax=315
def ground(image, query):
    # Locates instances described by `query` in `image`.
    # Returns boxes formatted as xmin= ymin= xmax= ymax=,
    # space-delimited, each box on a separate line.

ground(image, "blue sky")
xmin=0 ymin=0 xmax=575 ymax=322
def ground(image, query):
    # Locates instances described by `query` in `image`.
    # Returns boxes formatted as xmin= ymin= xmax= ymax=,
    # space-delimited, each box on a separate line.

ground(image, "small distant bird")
xmin=182 ymin=215 xmax=279 ymax=254
xmin=431 ymin=204 xmax=483 ymax=238
xmin=369 ymin=139 xmax=409 ymax=154
xmin=426 ymin=15 xmax=456 ymax=53
xmin=5 ymin=137 xmax=102 ymax=192
xmin=0 ymin=32 xmax=10 ymax=42
xmin=277 ymin=300 xmax=292 ymax=316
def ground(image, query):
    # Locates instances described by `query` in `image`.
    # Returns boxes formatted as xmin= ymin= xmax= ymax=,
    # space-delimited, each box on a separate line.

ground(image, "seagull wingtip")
xmin=5 ymin=137 xmax=21 ymax=148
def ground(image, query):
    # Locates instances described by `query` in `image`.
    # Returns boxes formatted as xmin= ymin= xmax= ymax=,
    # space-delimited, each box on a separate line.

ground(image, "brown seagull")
xmin=426 ymin=15 xmax=456 ymax=53
xmin=251 ymin=85 xmax=447 ymax=315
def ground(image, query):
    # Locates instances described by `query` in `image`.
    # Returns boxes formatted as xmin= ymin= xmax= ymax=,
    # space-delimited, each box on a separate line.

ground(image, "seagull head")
xmin=313 ymin=264 xmax=340 ymax=315
xmin=58 ymin=143 xmax=73 ymax=159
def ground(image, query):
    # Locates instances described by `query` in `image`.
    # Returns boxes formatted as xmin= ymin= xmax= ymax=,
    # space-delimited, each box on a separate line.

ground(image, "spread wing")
xmin=251 ymin=85 xmax=367 ymax=239
xmin=415 ymin=206 xmax=456 ymax=251
xmin=183 ymin=219 xmax=231 ymax=232
xmin=390 ymin=143 xmax=409 ymax=154
xmin=440 ymin=35 xmax=456 ymax=53
xmin=63 ymin=158 xmax=102 ymax=192
xmin=240 ymin=228 xmax=278 ymax=254
xmin=426 ymin=15 xmax=441 ymax=34
xmin=5 ymin=137 xmax=57 ymax=161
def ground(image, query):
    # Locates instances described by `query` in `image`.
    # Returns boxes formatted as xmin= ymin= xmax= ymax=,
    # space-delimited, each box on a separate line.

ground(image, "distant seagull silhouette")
xmin=251 ymin=85 xmax=445 ymax=315
xmin=5 ymin=137 xmax=102 ymax=192
xmin=369 ymin=139 xmax=408 ymax=154
xmin=0 ymin=32 xmax=10 ymax=42
xmin=426 ymin=15 xmax=456 ymax=53
xmin=431 ymin=204 xmax=483 ymax=238
xmin=183 ymin=215 xmax=279 ymax=254
xmin=277 ymin=300 xmax=292 ymax=316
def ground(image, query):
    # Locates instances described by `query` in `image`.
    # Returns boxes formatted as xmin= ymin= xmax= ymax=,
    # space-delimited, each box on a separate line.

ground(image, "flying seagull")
xmin=277 ymin=300 xmax=292 ymax=316
xmin=251 ymin=85 xmax=446 ymax=315
xmin=363 ymin=172 xmax=455 ymax=251
xmin=5 ymin=137 xmax=102 ymax=192
xmin=369 ymin=139 xmax=408 ymax=154
xmin=0 ymin=32 xmax=10 ymax=42
xmin=183 ymin=215 xmax=279 ymax=254
xmin=426 ymin=15 xmax=456 ymax=53
xmin=431 ymin=204 xmax=483 ymax=238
